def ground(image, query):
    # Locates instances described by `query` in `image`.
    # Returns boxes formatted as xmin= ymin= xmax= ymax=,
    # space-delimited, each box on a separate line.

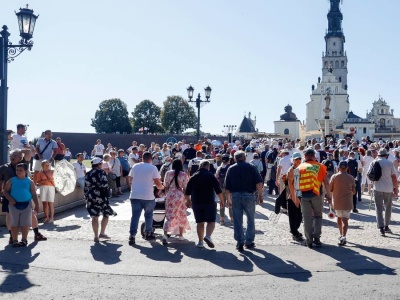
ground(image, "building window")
xmin=335 ymin=86 xmax=338 ymax=93
xmin=333 ymin=42 xmax=336 ymax=46
xmin=335 ymin=61 xmax=339 ymax=68
xmin=341 ymin=61 xmax=345 ymax=67
xmin=381 ymin=109 xmax=384 ymax=114
xmin=380 ymin=118 xmax=385 ymax=128
xmin=284 ymin=129 xmax=289 ymax=134
xmin=324 ymin=61 xmax=328 ymax=68
xmin=363 ymin=127 xmax=366 ymax=134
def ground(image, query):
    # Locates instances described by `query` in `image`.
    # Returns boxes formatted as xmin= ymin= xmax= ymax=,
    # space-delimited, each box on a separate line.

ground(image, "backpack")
xmin=322 ymin=159 xmax=334 ymax=172
xmin=367 ymin=160 xmax=382 ymax=182
xmin=159 ymin=163 xmax=171 ymax=182
xmin=190 ymin=159 xmax=200 ymax=176
xmin=217 ymin=165 xmax=229 ymax=188
xmin=347 ymin=159 xmax=358 ymax=178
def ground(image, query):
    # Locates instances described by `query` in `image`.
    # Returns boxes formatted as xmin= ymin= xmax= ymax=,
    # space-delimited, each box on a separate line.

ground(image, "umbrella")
xmin=53 ymin=159 xmax=77 ymax=196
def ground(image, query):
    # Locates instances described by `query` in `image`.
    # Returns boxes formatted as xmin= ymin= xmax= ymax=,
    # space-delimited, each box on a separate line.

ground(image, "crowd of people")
xmin=1 ymin=124 xmax=399 ymax=251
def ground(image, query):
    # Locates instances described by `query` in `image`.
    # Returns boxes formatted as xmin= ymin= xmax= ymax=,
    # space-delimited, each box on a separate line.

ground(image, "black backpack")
xmin=347 ymin=159 xmax=358 ymax=178
xmin=367 ymin=160 xmax=382 ymax=182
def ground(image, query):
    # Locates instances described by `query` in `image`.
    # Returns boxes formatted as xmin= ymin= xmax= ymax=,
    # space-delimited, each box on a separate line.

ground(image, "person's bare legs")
xmin=197 ymin=222 xmax=205 ymax=242
xmin=337 ymin=217 xmax=343 ymax=236
xmin=42 ymin=202 xmax=49 ymax=221
xmin=6 ymin=213 xmax=10 ymax=231
xmin=11 ymin=226 xmax=19 ymax=241
xmin=32 ymin=211 xmax=39 ymax=228
xmin=92 ymin=217 xmax=99 ymax=240
xmin=48 ymin=203 xmax=55 ymax=222
xmin=100 ymin=216 xmax=109 ymax=235
xmin=341 ymin=218 xmax=349 ymax=237
xmin=33 ymin=171 xmax=39 ymax=185
xmin=21 ymin=226 xmax=29 ymax=240
xmin=206 ymin=222 xmax=215 ymax=237
xmin=179 ymin=227 xmax=184 ymax=237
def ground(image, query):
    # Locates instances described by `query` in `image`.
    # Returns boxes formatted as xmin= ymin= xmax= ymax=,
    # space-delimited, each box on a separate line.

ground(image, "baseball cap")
xmin=338 ymin=161 xmax=348 ymax=168
xmin=292 ymin=152 xmax=302 ymax=160
xmin=91 ymin=157 xmax=102 ymax=165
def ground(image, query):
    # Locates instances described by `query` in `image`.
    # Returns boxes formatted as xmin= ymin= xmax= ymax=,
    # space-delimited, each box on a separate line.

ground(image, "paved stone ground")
xmin=3 ymin=188 xmax=398 ymax=249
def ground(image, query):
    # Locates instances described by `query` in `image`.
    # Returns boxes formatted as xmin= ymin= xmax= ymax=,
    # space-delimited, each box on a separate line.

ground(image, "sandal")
xmin=99 ymin=233 xmax=111 ymax=239
xmin=220 ymin=220 xmax=225 ymax=226
xmin=12 ymin=240 xmax=20 ymax=248
xmin=94 ymin=237 xmax=100 ymax=242
xmin=18 ymin=239 xmax=28 ymax=247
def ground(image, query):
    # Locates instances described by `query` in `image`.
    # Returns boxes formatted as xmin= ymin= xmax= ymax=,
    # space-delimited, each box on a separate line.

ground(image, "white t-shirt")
xmin=93 ymin=144 xmax=105 ymax=156
xmin=109 ymin=158 xmax=121 ymax=176
xmin=180 ymin=144 xmax=188 ymax=152
xmin=128 ymin=152 xmax=140 ymax=167
xmin=72 ymin=161 xmax=86 ymax=179
xmin=278 ymin=155 xmax=292 ymax=176
xmin=11 ymin=134 xmax=28 ymax=150
xmin=129 ymin=163 xmax=160 ymax=200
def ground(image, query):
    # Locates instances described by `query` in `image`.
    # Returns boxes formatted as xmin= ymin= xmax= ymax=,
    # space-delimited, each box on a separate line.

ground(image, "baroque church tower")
xmin=306 ymin=0 xmax=350 ymax=133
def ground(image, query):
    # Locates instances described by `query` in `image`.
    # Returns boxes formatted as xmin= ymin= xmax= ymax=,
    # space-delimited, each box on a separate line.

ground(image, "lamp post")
xmin=187 ymin=85 xmax=212 ymax=141
xmin=224 ymin=125 xmax=237 ymax=143
xmin=0 ymin=5 xmax=38 ymax=165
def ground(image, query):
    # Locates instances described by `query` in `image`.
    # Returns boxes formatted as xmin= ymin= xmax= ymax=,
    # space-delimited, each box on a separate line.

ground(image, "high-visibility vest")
xmin=298 ymin=161 xmax=327 ymax=196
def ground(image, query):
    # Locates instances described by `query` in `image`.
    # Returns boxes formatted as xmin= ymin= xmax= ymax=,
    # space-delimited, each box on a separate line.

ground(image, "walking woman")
xmin=37 ymin=160 xmax=55 ymax=223
xmin=4 ymin=163 xmax=40 ymax=247
xmin=162 ymin=159 xmax=190 ymax=244
xmin=84 ymin=157 xmax=117 ymax=242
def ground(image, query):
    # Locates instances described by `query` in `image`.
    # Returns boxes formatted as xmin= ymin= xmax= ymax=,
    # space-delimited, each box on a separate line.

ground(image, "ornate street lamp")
xmin=1 ymin=5 xmax=38 ymax=164
xmin=187 ymin=85 xmax=212 ymax=141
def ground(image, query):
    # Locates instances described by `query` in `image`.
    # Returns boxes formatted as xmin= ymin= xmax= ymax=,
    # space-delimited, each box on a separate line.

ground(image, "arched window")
xmin=381 ymin=109 xmax=384 ymax=114
xmin=284 ymin=129 xmax=289 ymax=134
xmin=324 ymin=61 xmax=328 ymax=68
xmin=363 ymin=127 xmax=367 ymax=134
xmin=380 ymin=118 xmax=385 ymax=128
xmin=341 ymin=61 xmax=345 ymax=67
xmin=335 ymin=86 xmax=338 ymax=93
xmin=335 ymin=61 xmax=339 ymax=68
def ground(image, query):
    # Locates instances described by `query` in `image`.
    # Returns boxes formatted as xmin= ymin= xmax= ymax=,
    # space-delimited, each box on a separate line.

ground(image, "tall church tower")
xmin=306 ymin=0 xmax=350 ymax=133
xmin=322 ymin=0 xmax=348 ymax=89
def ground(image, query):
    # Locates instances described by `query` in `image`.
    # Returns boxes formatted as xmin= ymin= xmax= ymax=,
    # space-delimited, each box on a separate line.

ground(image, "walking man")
xmin=295 ymin=148 xmax=331 ymax=248
xmin=369 ymin=148 xmax=398 ymax=236
xmin=185 ymin=160 xmax=224 ymax=248
xmin=128 ymin=152 xmax=164 ymax=245
xmin=225 ymin=150 xmax=263 ymax=251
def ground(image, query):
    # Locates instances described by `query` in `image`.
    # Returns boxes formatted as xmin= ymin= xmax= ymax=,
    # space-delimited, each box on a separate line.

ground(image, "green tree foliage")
xmin=131 ymin=100 xmax=163 ymax=133
xmin=91 ymin=99 xmax=132 ymax=134
xmin=161 ymin=96 xmax=197 ymax=134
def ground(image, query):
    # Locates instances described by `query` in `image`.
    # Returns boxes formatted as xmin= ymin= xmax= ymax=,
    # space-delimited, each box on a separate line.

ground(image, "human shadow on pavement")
xmin=40 ymin=223 xmax=81 ymax=232
xmin=348 ymin=242 xmax=400 ymax=258
xmin=241 ymin=248 xmax=312 ymax=282
xmin=90 ymin=241 xmax=122 ymax=265
xmin=316 ymin=244 xmax=397 ymax=276
xmin=0 ymin=242 xmax=40 ymax=293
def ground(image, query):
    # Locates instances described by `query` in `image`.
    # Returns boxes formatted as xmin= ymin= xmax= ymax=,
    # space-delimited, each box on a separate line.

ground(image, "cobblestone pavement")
xmin=5 ymin=188 xmax=397 ymax=249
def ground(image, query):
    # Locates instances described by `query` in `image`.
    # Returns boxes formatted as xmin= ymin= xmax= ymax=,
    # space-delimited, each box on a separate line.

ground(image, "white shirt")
xmin=72 ymin=161 xmax=86 ymax=179
xmin=128 ymin=152 xmax=140 ymax=167
xmin=65 ymin=151 xmax=72 ymax=157
xmin=93 ymin=144 xmax=105 ymax=156
xmin=109 ymin=158 xmax=121 ymax=176
xmin=129 ymin=163 xmax=160 ymax=200
xmin=11 ymin=134 xmax=28 ymax=150
xmin=278 ymin=155 xmax=292 ymax=176
xmin=181 ymin=144 xmax=188 ymax=152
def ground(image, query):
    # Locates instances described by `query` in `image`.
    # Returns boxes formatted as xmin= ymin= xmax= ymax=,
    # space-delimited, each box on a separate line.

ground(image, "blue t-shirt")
xmin=10 ymin=177 xmax=32 ymax=203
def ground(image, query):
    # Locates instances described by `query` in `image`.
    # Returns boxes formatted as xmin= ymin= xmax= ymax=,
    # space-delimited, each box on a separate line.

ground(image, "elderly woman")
xmin=102 ymin=154 xmax=118 ymax=197
xmin=84 ymin=157 xmax=117 ymax=242
xmin=37 ymin=160 xmax=55 ymax=223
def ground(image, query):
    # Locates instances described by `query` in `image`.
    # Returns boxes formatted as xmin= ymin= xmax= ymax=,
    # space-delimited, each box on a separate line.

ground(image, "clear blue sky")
xmin=2 ymin=0 xmax=400 ymax=140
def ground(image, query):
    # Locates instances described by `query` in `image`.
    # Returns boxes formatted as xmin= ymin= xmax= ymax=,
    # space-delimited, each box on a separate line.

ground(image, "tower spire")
xmin=326 ymin=0 xmax=344 ymax=39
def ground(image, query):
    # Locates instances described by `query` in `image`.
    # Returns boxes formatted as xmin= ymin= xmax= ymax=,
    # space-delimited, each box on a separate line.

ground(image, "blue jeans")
xmin=231 ymin=192 xmax=256 ymax=246
xmin=130 ymin=199 xmax=156 ymax=236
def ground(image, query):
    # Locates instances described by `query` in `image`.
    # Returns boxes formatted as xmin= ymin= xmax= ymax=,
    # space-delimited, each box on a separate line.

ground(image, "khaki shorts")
xmin=9 ymin=202 xmax=32 ymax=227
xmin=336 ymin=209 xmax=351 ymax=219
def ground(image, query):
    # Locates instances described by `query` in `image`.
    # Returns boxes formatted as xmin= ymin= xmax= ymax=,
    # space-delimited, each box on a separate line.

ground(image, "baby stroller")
xmin=140 ymin=186 xmax=166 ymax=237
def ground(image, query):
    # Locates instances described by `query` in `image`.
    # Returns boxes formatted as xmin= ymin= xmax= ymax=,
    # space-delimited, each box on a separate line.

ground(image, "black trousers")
xmin=287 ymin=199 xmax=302 ymax=236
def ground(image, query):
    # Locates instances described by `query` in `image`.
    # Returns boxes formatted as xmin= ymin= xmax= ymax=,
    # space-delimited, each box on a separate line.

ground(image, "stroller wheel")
xmin=140 ymin=223 xmax=146 ymax=238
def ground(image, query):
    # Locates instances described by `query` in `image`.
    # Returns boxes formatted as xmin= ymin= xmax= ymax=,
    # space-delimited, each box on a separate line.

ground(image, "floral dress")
xmin=84 ymin=168 xmax=117 ymax=217
xmin=163 ymin=170 xmax=190 ymax=234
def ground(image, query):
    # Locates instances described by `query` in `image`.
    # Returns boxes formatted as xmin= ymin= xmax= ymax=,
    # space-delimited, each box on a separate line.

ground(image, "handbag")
xmin=34 ymin=140 xmax=52 ymax=160
xmin=108 ymin=173 xmax=117 ymax=181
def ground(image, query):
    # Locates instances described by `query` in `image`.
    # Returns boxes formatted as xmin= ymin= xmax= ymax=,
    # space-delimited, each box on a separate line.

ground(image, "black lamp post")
xmin=224 ymin=125 xmax=237 ymax=143
xmin=187 ymin=85 xmax=212 ymax=141
xmin=0 ymin=5 xmax=38 ymax=165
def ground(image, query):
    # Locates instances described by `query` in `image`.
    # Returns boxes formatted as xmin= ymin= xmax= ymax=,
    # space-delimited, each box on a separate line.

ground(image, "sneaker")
xmin=236 ymin=244 xmax=244 ymax=251
xmin=145 ymin=233 xmax=155 ymax=240
xmin=352 ymin=208 xmax=359 ymax=213
xmin=204 ymin=236 xmax=215 ymax=248
xmin=129 ymin=236 xmax=135 ymax=245
xmin=313 ymin=238 xmax=322 ymax=247
xmin=384 ymin=226 xmax=392 ymax=233
xmin=162 ymin=235 xmax=168 ymax=245
xmin=292 ymin=235 xmax=304 ymax=242
xmin=338 ymin=236 xmax=346 ymax=246
xmin=380 ymin=228 xmax=386 ymax=237
xmin=245 ymin=242 xmax=256 ymax=249
xmin=196 ymin=241 xmax=204 ymax=248
xmin=281 ymin=208 xmax=288 ymax=214
xmin=34 ymin=233 xmax=47 ymax=241
xmin=305 ymin=241 xmax=313 ymax=249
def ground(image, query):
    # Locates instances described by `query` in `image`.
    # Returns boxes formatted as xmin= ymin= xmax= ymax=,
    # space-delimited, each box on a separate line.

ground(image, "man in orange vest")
xmin=295 ymin=148 xmax=331 ymax=248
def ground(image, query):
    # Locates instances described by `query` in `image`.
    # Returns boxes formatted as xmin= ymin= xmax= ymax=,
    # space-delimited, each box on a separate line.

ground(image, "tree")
xmin=161 ymin=96 xmax=197 ymax=134
xmin=131 ymin=100 xmax=163 ymax=134
xmin=91 ymin=98 xmax=132 ymax=134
